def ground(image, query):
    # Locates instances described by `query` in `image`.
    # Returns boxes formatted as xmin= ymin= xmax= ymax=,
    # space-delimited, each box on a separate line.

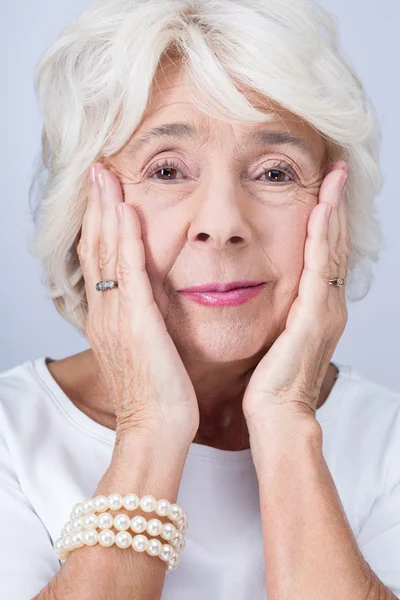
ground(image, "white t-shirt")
xmin=0 ymin=356 xmax=399 ymax=599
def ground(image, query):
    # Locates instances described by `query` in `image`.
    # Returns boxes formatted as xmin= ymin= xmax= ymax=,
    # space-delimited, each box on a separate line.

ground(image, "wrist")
xmin=116 ymin=410 xmax=198 ymax=449
xmin=245 ymin=401 xmax=321 ymax=437
xmin=247 ymin=408 xmax=322 ymax=463
xmin=97 ymin=428 xmax=191 ymax=501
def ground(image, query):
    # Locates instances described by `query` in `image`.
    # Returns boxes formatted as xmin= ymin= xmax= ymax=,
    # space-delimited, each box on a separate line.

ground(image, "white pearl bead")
xmin=171 ymin=530 xmax=182 ymax=544
xmin=113 ymin=514 xmax=131 ymax=531
xmin=160 ymin=522 xmax=176 ymax=541
xmin=146 ymin=538 xmax=162 ymax=556
xmin=71 ymin=532 xmax=84 ymax=548
xmin=62 ymin=535 xmax=72 ymax=549
xmin=115 ymin=531 xmax=133 ymax=549
xmin=146 ymin=518 xmax=163 ymax=537
xmin=83 ymin=513 xmax=98 ymax=530
xmin=93 ymin=495 xmax=109 ymax=513
xmin=98 ymin=529 xmax=115 ymax=547
xmin=82 ymin=499 xmax=95 ymax=514
xmin=176 ymin=537 xmax=185 ymax=551
xmin=83 ymin=529 xmax=99 ymax=546
xmin=97 ymin=513 xmax=114 ymax=529
xmin=168 ymin=550 xmax=180 ymax=567
xmin=168 ymin=504 xmax=183 ymax=522
xmin=123 ymin=493 xmax=140 ymax=511
xmin=140 ymin=495 xmax=156 ymax=513
xmin=132 ymin=534 xmax=149 ymax=552
xmin=71 ymin=517 xmax=84 ymax=531
xmin=108 ymin=493 xmax=123 ymax=510
xmin=131 ymin=515 xmax=147 ymax=533
xmin=62 ymin=521 xmax=72 ymax=536
xmin=159 ymin=543 xmax=174 ymax=562
xmin=155 ymin=499 xmax=171 ymax=517
xmin=176 ymin=515 xmax=188 ymax=532
xmin=55 ymin=538 xmax=64 ymax=552
xmin=71 ymin=502 xmax=84 ymax=518
xmin=167 ymin=561 xmax=179 ymax=572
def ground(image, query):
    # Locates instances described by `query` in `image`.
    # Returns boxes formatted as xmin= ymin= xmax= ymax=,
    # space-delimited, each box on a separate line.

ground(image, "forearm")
xmin=248 ymin=416 xmax=396 ymax=600
xmin=34 ymin=431 xmax=190 ymax=600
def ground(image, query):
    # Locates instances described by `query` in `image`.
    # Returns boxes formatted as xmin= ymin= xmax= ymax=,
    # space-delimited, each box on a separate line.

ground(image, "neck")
xmin=184 ymin=356 xmax=259 ymax=450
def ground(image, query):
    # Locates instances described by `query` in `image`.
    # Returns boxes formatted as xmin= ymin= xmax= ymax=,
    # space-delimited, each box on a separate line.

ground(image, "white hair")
xmin=28 ymin=0 xmax=385 ymax=337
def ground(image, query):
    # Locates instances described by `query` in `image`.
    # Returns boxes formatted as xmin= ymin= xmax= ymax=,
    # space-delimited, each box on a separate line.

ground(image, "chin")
xmin=172 ymin=326 xmax=272 ymax=364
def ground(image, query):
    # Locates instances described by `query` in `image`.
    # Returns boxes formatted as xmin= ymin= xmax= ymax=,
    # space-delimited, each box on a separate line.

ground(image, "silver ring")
xmin=328 ymin=278 xmax=345 ymax=286
xmin=95 ymin=280 xmax=118 ymax=292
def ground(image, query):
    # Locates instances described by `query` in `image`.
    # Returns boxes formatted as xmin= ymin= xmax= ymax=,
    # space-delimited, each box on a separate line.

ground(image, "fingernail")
xmin=90 ymin=165 xmax=97 ymax=186
xmin=339 ymin=173 xmax=348 ymax=195
xmin=97 ymin=171 xmax=105 ymax=192
xmin=115 ymin=204 xmax=124 ymax=222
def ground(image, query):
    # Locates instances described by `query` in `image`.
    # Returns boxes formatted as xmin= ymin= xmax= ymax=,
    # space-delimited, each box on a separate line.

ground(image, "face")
xmin=105 ymin=58 xmax=328 ymax=365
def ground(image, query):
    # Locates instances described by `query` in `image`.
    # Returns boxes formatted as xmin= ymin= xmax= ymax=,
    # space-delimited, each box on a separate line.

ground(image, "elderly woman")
xmin=1 ymin=0 xmax=399 ymax=598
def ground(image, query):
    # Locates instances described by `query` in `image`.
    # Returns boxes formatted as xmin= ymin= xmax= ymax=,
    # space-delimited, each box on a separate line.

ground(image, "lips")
xmin=178 ymin=283 xmax=266 ymax=307
xmin=178 ymin=281 xmax=265 ymax=293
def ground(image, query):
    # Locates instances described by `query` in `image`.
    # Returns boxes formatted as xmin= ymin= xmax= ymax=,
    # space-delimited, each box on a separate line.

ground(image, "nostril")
xmin=197 ymin=233 xmax=209 ymax=242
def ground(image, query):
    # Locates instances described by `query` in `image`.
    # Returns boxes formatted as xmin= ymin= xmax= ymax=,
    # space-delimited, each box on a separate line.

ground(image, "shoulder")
xmin=334 ymin=364 xmax=400 ymax=492
xmin=0 ymin=357 xmax=50 ymax=444
xmin=339 ymin=364 xmax=400 ymax=426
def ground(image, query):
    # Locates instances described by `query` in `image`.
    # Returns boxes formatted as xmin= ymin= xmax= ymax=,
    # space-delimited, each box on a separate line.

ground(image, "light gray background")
xmin=1 ymin=1 xmax=399 ymax=390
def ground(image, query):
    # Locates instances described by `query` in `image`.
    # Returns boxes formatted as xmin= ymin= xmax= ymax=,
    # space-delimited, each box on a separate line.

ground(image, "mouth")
xmin=177 ymin=282 xmax=266 ymax=307
xmin=178 ymin=281 xmax=266 ymax=293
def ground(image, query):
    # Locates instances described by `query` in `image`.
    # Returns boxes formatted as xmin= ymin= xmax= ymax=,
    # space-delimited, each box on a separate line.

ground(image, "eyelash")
xmin=145 ymin=157 xmax=298 ymax=185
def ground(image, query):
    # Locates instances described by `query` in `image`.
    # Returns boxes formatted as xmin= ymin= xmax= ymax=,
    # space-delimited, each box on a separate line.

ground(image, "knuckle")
xmin=99 ymin=242 xmax=114 ymax=270
xmin=343 ymin=233 xmax=351 ymax=257
xmin=77 ymin=238 xmax=91 ymax=260
xmin=116 ymin=260 xmax=133 ymax=284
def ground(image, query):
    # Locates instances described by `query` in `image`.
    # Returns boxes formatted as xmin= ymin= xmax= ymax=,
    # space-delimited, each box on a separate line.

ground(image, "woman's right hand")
xmin=77 ymin=163 xmax=199 ymax=446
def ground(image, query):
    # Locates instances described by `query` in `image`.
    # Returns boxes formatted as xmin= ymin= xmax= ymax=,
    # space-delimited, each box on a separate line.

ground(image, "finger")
xmin=77 ymin=163 xmax=103 ymax=311
xmin=337 ymin=178 xmax=350 ymax=277
xmin=297 ymin=168 xmax=347 ymax=324
xmin=324 ymin=167 xmax=348 ymax=308
xmin=327 ymin=175 xmax=349 ymax=318
xmin=116 ymin=201 xmax=158 ymax=322
xmin=97 ymin=166 xmax=123 ymax=322
xmin=324 ymin=162 xmax=348 ymax=278
xmin=98 ymin=167 xmax=123 ymax=281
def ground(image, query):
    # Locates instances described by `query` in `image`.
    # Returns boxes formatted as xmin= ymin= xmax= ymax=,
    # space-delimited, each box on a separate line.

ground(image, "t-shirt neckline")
xmin=30 ymin=356 xmax=351 ymax=464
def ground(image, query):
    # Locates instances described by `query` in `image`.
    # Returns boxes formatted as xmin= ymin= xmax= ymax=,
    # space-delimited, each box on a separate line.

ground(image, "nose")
xmin=187 ymin=181 xmax=252 ymax=250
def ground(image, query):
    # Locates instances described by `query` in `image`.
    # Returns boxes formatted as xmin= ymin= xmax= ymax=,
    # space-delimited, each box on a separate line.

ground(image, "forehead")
xmin=135 ymin=55 xmax=326 ymax=160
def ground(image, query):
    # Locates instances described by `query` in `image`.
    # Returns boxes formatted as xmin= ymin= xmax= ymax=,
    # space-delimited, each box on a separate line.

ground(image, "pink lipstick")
xmin=178 ymin=282 xmax=266 ymax=306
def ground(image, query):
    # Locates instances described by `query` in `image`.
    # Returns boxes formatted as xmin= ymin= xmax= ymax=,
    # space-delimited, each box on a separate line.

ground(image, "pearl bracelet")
xmin=54 ymin=493 xmax=188 ymax=574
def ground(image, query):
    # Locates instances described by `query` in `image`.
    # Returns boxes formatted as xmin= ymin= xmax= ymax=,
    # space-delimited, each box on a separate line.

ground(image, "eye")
xmin=145 ymin=158 xmax=186 ymax=182
xmin=257 ymin=160 xmax=298 ymax=185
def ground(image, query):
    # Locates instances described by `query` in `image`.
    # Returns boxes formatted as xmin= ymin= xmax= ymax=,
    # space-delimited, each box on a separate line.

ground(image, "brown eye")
xmin=257 ymin=160 xmax=298 ymax=185
xmin=264 ymin=169 xmax=291 ymax=183
xmin=156 ymin=167 xmax=178 ymax=180
xmin=146 ymin=158 xmax=187 ymax=182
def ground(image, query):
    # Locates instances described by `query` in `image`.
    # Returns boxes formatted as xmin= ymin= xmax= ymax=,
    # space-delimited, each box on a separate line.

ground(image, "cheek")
xmin=258 ymin=202 xmax=312 ymax=280
xmin=131 ymin=205 xmax=182 ymax=287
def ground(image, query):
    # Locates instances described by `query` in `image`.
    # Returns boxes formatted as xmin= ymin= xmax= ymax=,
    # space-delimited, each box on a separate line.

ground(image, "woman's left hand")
xmin=242 ymin=161 xmax=350 ymax=425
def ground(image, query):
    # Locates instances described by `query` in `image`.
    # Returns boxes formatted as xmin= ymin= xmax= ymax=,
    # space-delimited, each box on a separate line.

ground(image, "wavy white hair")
xmin=28 ymin=0 xmax=385 ymax=337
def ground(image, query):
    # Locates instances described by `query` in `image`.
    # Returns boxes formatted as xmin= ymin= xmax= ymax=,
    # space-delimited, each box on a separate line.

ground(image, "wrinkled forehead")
xmin=139 ymin=53 xmax=327 ymax=161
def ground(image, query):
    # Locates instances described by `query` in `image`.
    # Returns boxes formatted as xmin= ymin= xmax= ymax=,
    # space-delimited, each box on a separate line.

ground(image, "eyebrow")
xmin=125 ymin=121 xmax=318 ymax=162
